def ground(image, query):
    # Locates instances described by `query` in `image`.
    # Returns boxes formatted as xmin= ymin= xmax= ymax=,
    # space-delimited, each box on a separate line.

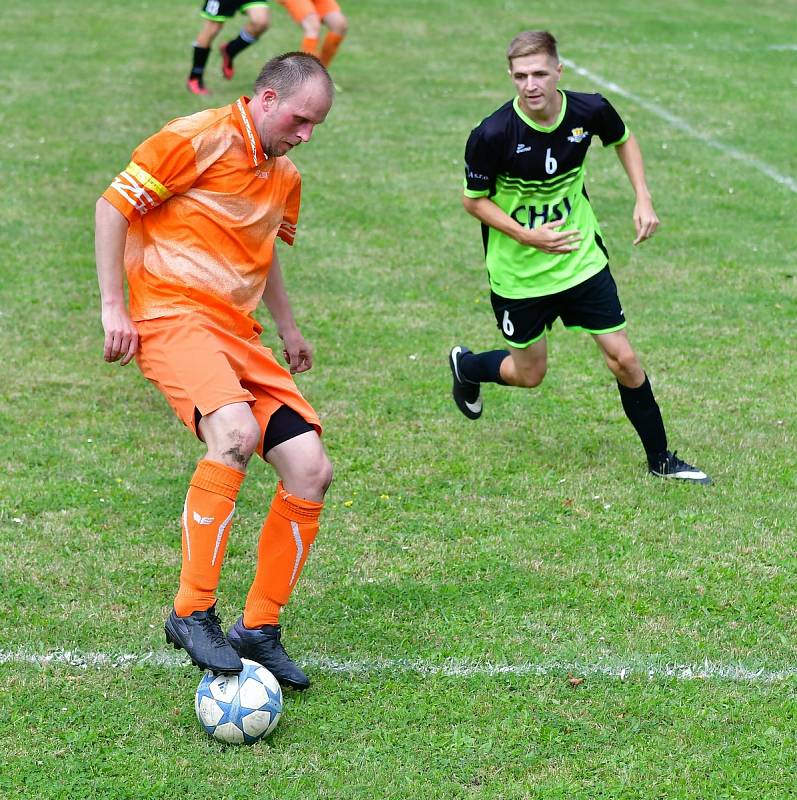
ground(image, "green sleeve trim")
xmin=463 ymin=185 xmax=490 ymax=198
xmin=604 ymin=126 xmax=630 ymax=148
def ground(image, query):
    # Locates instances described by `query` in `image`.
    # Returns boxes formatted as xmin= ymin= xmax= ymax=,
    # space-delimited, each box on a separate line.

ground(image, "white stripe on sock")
xmin=288 ymin=520 xmax=303 ymax=587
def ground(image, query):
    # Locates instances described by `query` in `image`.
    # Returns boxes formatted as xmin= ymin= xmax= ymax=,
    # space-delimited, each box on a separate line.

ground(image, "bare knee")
xmin=504 ymin=358 xmax=547 ymax=388
xmin=310 ymin=453 xmax=334 ymax=497
xmin=245 ymin=9 xmax=270 ymax=36
xmin=605 ymin=350 xmax=643 ymax=385
xmin=285 ymin=452 xmax=333 ymax=502
xmin=300 ymin=13 xmax=322 ymax=38
xmin=195 ymin=21 xmax=223 ymax=47
xmin=267 ymin=431 xmax=333 ymax=501
xmin=246 ymin=21 xmax=269 ymax=37
xmin=514 ymin=368 xmax=546 ymax=388
xmin=200 ymin=406 xmax=261 ymax=470
xmin=324 ymin=12 xmax=348 ymax=35
xmin=215 ymin=421 xmax=261 ymax=469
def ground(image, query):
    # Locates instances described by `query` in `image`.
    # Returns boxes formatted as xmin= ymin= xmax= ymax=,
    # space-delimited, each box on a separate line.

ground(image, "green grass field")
xmin=1 ymin=1 xmax=796 ymax=797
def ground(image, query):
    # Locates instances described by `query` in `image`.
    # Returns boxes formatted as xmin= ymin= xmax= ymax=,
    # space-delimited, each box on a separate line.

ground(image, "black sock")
xmin=224 ymin=29 xmax=257 ymax=60
xmin=460 ymin=350 xmax=509 ymax=385
xmin=617 ymin=375 xmax=668 ymax=462
xmin=190 ymin=45 xmax=210 ymax=80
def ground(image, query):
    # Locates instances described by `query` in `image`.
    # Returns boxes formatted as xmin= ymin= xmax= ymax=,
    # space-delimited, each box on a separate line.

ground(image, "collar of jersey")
xmin=233 ymin=96 xmax=267 ymax=169
xmin=512 ymin=90 xmax=567 ymax=133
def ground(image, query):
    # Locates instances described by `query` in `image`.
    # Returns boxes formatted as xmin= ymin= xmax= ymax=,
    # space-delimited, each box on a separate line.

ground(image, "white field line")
xmin=561 ymin=58 xmax=797 ymax=194
xmin=0 ymin=649 xmax=794 ymax=684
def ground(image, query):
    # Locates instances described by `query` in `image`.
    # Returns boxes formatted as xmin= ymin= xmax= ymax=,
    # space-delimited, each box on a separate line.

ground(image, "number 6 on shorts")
xmin=502 ymin=309 xmax=514 ymax=337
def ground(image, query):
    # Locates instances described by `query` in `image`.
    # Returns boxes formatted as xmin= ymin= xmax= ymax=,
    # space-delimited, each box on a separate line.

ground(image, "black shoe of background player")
xmin=648 ymin=450 xmax=711 ymax=485
xmin=165 ymin=604 xmax=243 ymax=675
xmin=449 ymin=345 xmax=483 ymax=419
xmin=227 ymin=618 xmax=310 ymax=691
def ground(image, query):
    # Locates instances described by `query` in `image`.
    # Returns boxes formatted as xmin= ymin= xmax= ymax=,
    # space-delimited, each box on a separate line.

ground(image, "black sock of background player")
xmin=460 ymin=350 xmax=509 ymax=385
xmin=225 ymin=29 xmax=258 ymax=60
xmin=617 ymin=375 xmax=668 ymax=462
xmin=190 ymin=45 xmax=210 ymax=80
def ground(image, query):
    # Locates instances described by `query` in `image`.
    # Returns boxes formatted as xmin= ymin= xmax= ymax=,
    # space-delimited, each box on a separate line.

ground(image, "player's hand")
xmin=101 ymin=303 xmax=139 ymax=366
xmin=523 ymin=218 xmax=582 ymax=253
xmin=280 ymin=327 xmax=313 ymax=374
xmin=632 ymin=197 xmax=659 ymax=245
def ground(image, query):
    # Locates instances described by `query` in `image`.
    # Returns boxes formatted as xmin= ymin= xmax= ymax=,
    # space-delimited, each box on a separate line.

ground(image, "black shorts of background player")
xmin=450 ymin=30 xmax=710 ymax=484
xmin=489 ymin=265 xmax=625 ymax=348
xmin=187 ymin=0 xmax=271 ymax=95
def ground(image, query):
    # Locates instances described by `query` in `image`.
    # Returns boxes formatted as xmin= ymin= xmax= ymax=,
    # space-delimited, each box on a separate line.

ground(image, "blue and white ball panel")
xmin=195 ymin=658 xmax=283 ymax=744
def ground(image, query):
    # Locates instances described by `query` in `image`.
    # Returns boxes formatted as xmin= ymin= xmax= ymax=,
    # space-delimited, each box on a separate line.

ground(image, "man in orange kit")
xmin=95 ymin=53 xmax=335 ymax=690
xmin=277 ymin=0 xmax=348 ymax=69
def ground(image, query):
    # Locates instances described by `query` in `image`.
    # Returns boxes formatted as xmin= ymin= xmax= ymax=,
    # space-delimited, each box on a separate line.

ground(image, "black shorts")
xmin=490 ymin=265 xmax=626 ymax=348
xmin=200 ymin=0 xmax=268 ymax=21
xmin=263 ymin=404 xmax=315 ymax=454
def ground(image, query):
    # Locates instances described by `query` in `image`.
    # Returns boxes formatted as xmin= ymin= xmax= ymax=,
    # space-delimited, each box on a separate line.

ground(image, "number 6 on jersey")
xmin=545 ymin=147 xmax=557 ymax=175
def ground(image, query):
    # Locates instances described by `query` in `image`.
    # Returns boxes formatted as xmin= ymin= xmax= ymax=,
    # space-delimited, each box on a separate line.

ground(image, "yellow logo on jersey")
xmin=567 ymin=127 xmax=589 ymax=143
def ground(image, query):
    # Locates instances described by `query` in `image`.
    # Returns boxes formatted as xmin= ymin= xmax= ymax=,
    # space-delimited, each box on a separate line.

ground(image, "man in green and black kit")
xmin=450 ymin=30 xmax=709 ymax=483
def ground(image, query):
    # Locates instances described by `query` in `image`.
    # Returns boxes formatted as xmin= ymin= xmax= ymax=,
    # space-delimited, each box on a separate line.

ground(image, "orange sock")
xmin=243 ymin=482 xmax=323 ymax=627
xmin=319 ymin=31 xmax=344 ymax=67
xmin=173 ymin=459 xmax=246 ymax=616
xmin=300 ymin=36 xmax=319 ymax=55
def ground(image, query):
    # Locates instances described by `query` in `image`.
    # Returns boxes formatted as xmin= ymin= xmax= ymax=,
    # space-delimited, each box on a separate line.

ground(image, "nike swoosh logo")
xmin=451 ymin=346 xmax=464 ymax=382
xmin=465 ymin=397 xmax=483 ymax=414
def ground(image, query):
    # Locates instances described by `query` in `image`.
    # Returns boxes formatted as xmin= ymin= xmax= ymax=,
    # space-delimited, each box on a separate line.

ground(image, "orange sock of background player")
xmin=300 ymin=36 xmax=319 ymax=55
xmin=319 ymin=31 xmax=344 ymax=67
xmin=173 ymin=459 xmax=246 ymax=617
xmin=243 ymin=482 xmax=323 ymax=627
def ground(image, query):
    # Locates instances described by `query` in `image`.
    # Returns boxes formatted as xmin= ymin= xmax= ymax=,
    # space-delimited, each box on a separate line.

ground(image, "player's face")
xmin=257 ymin=77 xmax=333 ymax=158
xmin=509 ymin=54 xmax=562 ymax=119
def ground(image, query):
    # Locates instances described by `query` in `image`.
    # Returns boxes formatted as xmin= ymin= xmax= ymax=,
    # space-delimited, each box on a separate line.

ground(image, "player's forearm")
xmin=95 ymin=198 xmax=130 ymax=308
xmin=615 ymin=134 xmax=652 ymax=201
xmin=462 ymin=195 xmax=530 ymax=243
xmin=262 ymin=253 xmax=299 ymax=335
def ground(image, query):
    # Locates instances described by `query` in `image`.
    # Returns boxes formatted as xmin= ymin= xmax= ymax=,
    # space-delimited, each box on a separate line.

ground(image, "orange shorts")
xmin=277 ymin=0 xmax=341 ymax=23
xmin=136 ymin=314 xmax=321 ymax=458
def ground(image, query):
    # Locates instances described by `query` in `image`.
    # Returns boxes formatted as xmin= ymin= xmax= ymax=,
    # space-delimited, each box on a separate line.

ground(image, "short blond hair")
xmin=506 ymin=31 xmax=558 ymax=65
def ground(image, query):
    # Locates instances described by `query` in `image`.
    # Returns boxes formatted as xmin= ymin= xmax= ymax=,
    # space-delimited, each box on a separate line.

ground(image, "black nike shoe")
xmin=165 ymin=605 xmax=243 ymax=675
xmin=449 ymin=345 xmax=483 ymax=420
xmin=227 ymin=618 xmax=310 ymax=691
xmin=648 ymin=450 xmax=711 ymax=485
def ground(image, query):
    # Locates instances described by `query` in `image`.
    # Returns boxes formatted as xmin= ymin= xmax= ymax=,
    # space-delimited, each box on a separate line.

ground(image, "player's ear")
xmin=260 ymin=87 xmax=278 ymax=110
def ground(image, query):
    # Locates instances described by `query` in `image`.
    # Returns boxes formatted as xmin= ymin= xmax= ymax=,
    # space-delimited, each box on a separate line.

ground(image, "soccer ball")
xmin=195 ymin=658 xmax=283 ymax=745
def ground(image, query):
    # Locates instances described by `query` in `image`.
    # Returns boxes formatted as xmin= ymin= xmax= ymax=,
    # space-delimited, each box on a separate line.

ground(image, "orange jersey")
xmin=102 ymin=97 xmax=300 ymax=334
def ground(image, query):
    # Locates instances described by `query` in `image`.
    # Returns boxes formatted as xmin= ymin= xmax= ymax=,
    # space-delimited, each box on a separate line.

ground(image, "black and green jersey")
xmin=464 ymin=90 xmax=629 ymax=298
